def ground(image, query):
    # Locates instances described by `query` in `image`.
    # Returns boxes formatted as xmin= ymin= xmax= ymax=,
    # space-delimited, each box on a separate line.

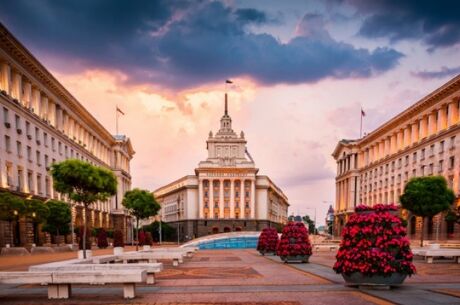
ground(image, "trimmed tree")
xmin=25 ymin=199 xmax=50 ymax=245
xmin=50 ymin=159 xmax=117 ymax=258
xmin=400 ymin=176 xmax=455 ymax=247
xmin=42 ymin=200 xmax=71 ymax=244
xmin=122 ymin=188 xmax=160 ymax=250
xmin=0 ymin=193 xmax=26 ymax=245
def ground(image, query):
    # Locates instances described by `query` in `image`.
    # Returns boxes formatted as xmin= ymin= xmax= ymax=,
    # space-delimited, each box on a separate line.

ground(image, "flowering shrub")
xmin=355 ymin=204 xmax=372 ymax=212
xmin=276 ymin=222 xmax=312 ymax=257
xmin=144 ymin=232 xmax=153 ymax=246
xmin=97 ymin=228 xmax=108 ymax=249
xmin=257 ymin=227 xmax=279 ymax=254
xmin=333 ymin=204 xmax=416 ymax=277
xmin=138 ymin=230 xmax=146 ymax=246
xmin=113 ymin=230 xmax=124 ymax=248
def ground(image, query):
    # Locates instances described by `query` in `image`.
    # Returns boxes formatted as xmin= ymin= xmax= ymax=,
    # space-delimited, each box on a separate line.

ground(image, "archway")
xmin=223 ymin=227 xmax=231 ymax=233
xmin=235 ymin=227 xmax=242 ymax=232
xmin=212 ymin=227 xmax=219 ymax=234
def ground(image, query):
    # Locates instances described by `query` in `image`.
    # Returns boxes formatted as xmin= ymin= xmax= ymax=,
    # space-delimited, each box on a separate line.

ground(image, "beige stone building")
xmin=153 ymin=95 xmax=289 ymax=241
xmin=332 ymin=75 xmax=460 ymax=240
xmin=0 ymin=23 xmax=134 ymax=247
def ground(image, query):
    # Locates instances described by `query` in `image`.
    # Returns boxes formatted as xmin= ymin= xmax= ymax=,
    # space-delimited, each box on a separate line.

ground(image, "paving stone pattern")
xmin=0 ymin=248 xmax=460 ymax=305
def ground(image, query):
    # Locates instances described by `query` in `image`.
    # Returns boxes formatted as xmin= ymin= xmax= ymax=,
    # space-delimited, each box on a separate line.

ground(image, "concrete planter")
xmin=280 ymin=255 xmax=310 ymax=263
xmin=77 ymin=250 xmax=92 ymax=259
xmin=258 ymin=250 xmax=275 ymax=256
xmin=342 ymin=272 xmax=407 ymax=287
xmin=113 ymin=247 xmax=124 ymax=255
xmin=143 ymin=245 xmax=151 ymax=251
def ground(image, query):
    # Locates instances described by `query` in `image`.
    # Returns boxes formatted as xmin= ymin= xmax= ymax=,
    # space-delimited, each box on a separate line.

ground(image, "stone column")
xmin=41 ymin=96 xmax=49 ymax=121
xmin=428 ymin=112 xmax=437 ymax=136
xmin=390 ymin=134 xmax=396 ymax=154
xmin=411 ymin=122 xmax=419 ymax=144
xmin=11 ymin=71 xmax=22 ymax=102
xmin=209 ymin=179 xmax=214 ymax=218
xmin=219 ymin=179 xmax=224 ymax=218
xmin=240 ymin=179 xmax=245 ymax=217
xmin=448 ymin=101 xmax=459 ymax=127
xmin=23 ymin=81 xmax=32 ymax=109
xmin=198 ymin=179 xmax=203 ymax=218
xmin=419 ymin=116 xmax=427 ymax=139
xmin=397 ymin=130 xmax=403 ymax=151
xmin=230 ymin=179 xmax=235 ymax=218
xmin=403 ymin=126 xmax=411 ymax=148
xmin=0 ymin=62 xmax=11 ymax=94
xmin=250 ymin=179 xmax=256 ymax=218
xmin=437 ymin=107 xmax=447 ymax=131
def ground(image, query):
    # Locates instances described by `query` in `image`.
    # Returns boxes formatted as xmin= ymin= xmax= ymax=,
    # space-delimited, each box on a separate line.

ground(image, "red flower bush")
xmin=276 ymin=222 xmax=312 ymax=257
xmin=257 ymin=227 xmax=279 ymax=254
xmin=333 ymin=204 xmax=416 ymax=277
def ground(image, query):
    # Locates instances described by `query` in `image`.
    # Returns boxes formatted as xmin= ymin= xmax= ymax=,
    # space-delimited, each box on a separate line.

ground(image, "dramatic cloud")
xmin=411 ymin=66 xmax=460 ymax=80
xmin=343 ymin=0 xmax=460 ymax=50
xmin=0 ymin=0 xmax=402 ymax=89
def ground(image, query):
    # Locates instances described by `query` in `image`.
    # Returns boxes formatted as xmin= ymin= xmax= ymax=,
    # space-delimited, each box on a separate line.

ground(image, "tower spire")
xmin=225 ymin=93 xmax=228 ymax=115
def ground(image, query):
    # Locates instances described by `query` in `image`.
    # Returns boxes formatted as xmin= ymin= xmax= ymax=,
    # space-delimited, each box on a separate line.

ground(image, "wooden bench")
xmin=29 ymin=262 xmax=163 ymax=284
xmin=415 ymin=249 xmax=460 ymax=263
xmin=0 ymin=270 xmax=146 ymax=299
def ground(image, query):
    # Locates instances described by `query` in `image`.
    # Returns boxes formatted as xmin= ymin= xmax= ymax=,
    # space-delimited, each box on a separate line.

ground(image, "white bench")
xmin=0 ymin=270 xmax=146 ymax=299
xmin=415 ymin=249 xmax=460 ymax=263
xmin=121 ymin=252 xmax=184 ymax=266
xmin=314 ymin=244 xmax=339 ymax=252
xmin=49 ymin=270 xmax=146 ymax=299
xmin=29 ymin=262 xmax=163 ymax=284
xmin=142 ymin=247 xmax=195 ymax=257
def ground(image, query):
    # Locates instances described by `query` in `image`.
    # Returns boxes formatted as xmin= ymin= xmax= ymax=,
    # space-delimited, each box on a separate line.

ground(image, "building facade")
xmin=332 ymin=75 xmax=460 ymax=240
xmin=0 ymin=23 xmax=134 ymax=247
xmin=154 ymin=94 xmax=289 ymax=241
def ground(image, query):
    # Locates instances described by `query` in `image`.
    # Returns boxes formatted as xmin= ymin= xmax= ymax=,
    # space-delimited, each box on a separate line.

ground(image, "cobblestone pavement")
xmin=0 ymin=248 xmax=459 ymax=305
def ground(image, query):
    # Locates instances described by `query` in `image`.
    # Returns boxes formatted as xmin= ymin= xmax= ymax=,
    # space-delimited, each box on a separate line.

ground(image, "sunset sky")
xmin=1 ymin=0 xmax=460 ymax=224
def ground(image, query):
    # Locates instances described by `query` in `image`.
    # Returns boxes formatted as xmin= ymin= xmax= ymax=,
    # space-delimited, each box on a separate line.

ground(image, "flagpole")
xmin=116 ymin=105 xmax=119 ymax=135
xmin=360 ymin=108 xmax=363 ymax=138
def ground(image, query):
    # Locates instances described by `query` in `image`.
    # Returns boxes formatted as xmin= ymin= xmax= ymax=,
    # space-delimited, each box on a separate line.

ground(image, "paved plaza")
xmin=0 ymin=249 xmax=459 ymax=305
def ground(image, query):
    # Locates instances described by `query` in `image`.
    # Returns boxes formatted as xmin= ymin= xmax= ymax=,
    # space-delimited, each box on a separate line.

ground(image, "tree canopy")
xmin=42 ymin=200 xmax=71 ymax=236
xmin=25 ymin=199 xmax=50 ymax=223
xmin=122 ymin=188 xmax=160 ymax=221
xmin=400 ymin=176 xmax=455 ymax=246
xmin=50 ymin=159 xmax=117 ymax=206
xmin=0 ymin=192 xmax=26 ymax=221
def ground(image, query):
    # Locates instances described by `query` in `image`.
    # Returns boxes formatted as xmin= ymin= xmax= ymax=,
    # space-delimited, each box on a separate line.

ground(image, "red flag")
xmin=225 ymin=80 xmax=233 ymax=84
xmin=361 ymin=108 xmax=366 ymax=117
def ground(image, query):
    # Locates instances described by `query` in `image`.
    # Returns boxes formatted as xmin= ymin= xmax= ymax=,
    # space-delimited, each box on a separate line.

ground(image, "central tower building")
xmin=154 ymin=94 xmax=289 ymax=241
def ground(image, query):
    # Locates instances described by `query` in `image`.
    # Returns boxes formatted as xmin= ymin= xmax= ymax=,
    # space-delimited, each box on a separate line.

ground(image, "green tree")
xmin=0 ymin=193 xmax=26 ymax=245
xmin=302 ymin=215 xmax=316 ymax=234
xmin=122 ymin=189 xmax=160 ymax=250
xmin=42 ymin=200 xmax=71 ymax=243
xmin=25 ymin=199 xmax=49 ymax=245
xmin=400 ymin=176 xmax=455 ymax=247
xmin=50 ymin=159 xmax=117 ymax=258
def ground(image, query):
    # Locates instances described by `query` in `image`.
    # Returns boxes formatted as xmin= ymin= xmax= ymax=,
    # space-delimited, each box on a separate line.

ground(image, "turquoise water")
xmin=198 ymin=236 xmax=258 ymax=249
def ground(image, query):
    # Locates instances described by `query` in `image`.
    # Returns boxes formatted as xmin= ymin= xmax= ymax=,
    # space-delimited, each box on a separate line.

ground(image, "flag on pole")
xmin=361 ymin=108 xmax=366 ymax=117
xmin=116 ymin=106 xmax=125 ymax=115
xmin=225 ymin=79 xmax=233 ymax=84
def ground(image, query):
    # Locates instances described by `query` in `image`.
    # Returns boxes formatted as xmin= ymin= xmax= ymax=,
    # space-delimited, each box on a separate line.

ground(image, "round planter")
xmin=280 ymin=255 xmax=310 ymax=263
xmin=77 ymin=249 xmax=92 ymax=259
xmin=342 ymin=272 xmax=407 ymax=287
xmin=113 ymin=247 xmax=124 ymax=255
xmin=356 ymin=211 xmax=373 ymax=215
xmin=259 ymin=250 xmax=275 ymax=256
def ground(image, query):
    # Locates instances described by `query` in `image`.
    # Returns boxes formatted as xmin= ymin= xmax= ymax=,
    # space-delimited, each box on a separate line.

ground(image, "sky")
xmin=1 ymin=0 xmax=460 ymax=225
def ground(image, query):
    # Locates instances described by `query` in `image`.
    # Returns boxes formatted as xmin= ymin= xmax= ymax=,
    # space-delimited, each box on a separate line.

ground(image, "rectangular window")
xmin=15 ymin=114 xmax=20 ymax=129
xmin=36 ymin=151 xmax=41 ymax=166
xmin=65 ymin=146 xmax=68 ymax=158
xmin=43 ymin=132 xmax=48 ymax=147
xmin=27 ymin=171 xmax=33 ymax=193
xmin=45 ymin=154 xmax=49 ymax=168
xmin=429 ymin=163 xmax=433 ymax=175
xmin=27 ymin=146 xmax=32 ymax=161
xmin=430 ymin=144 xmax=435 ymax=156
xmin=58 ymin=142 xmax=62 ymax=155
xmin=3 ymin=107 xmax=9 ymax=124
xmin=16 ymin=141 xmax=22 ymax=157
xmin=421 ymin=149 xmax=425 ymax=159
xmin=37 ymin=174 xmax=42 ymax=195
xmin=449 ymin=156 xmax=455 ymax=169
xmin=51 ymin=137 xmax=55 ymax=151
xmin=35 ymin=127 xmax=40 ymax=144
xmin=5 ymin=135 xmax=11 ymax=152
xmin=440 ymin=140 xmax=445 ymax=153
xmin=405 ymin=155 xmax=409 ymax=166
xmin=451 ymin=136 xmax=456 ymax=149
xmin=439 ymin=160 xmax=444 ymax=172
xmin=25 ymin=121 xmax=31 ymax=137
